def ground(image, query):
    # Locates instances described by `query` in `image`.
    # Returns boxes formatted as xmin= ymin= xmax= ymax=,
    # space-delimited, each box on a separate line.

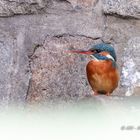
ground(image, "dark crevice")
xmin=104 ymin=13 xmax=140 ymax=20
xmin=29 ymin=44 xmax=43 ymax=58
xmin=25 ymin=56 xmax=33 ymax=101
xmin=53 ymin=33 xmax=102 ymax=41
xmin=25 ymin=76 xmax=32 ymax=101
xmin=56 ymin=0 xmax=71 ymax=4
xmin=25 ymin=44 xmax=43 ymax=101
xmin=93 ymin=0 xmax=99 ymax=7
xmin=101 ymin=14 xmax=109 ymax=43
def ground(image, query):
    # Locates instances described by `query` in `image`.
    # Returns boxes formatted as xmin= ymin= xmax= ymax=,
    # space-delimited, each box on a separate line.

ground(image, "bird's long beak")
xmin=68 ymin=50 xmax=95 ymax=55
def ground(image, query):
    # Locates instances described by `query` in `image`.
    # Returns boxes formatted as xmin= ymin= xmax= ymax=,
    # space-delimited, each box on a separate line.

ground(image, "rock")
xmin=0 ymin=9 xmax=104 ymax=58
xmin=27 ymin=36 xmax=101 ymax=103
xmin=103 ymin=15 xmax=140 ymax=95
xmin=0 ymin=0 xmax=99 ymax=17
xmin=121 ymin=37 xmax=140 ymax=96
xmin=0 ymin=0 xmax=48 ymax=17
xmin=0 ymin=9 xmax=104 ymax=57
xmin=0 ymin=0 xmax=104 ymax=105
xmin=103 ymin=0 xmax=140 ymax=19
xmin=66 ymin=0 xmax=98 ymax=9
xmin=0 ymin=28 xmax=31 ymax=106
xmin=103 ymin=16 xmax=140 ymax=44
xmin=0 ymin=7 xmax=104 ymax=40
xmin=0 ymin=0 xmax=140 ymax=106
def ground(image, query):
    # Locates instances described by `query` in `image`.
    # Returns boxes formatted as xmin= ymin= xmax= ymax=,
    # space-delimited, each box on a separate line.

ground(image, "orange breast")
xmin=86 ymin=60 xmax=119 ymax=95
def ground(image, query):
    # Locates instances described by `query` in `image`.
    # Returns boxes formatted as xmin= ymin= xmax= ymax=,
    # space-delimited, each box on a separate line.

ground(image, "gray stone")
xmin=0 ymin=0 xmax=140 ymax=105
xmin=103 ymin=16 xmax=140 ymax=44
xmin=0 ymin=7 xmax=103 ymax=38
xmin=27 ymin=36 xmax=102 ymax=103
xmin=121 ymin=37 xmax=140 ymax=96
xmin=103 ymin=16 xmax=140 ymax=96
xmin=66 ymin=0 xmax=98 ymax=9
xmin=0 ymin=0 xmax=99 ymax=17
xmin=103 ymin=0 xmax=140 ymax=19
xmin=0 ymin=0 xmax=48 ymax=17
xmin=0 ymin=28 xmax=31 ymax=105
xmin=0 ymin=0 xmax=104 ymax=105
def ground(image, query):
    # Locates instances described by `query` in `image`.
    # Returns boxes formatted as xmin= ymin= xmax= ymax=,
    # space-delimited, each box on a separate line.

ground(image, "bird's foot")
xmin=106 ymin=92 xmax=110 ymax=96
xmin=93 ymin=91 xmax=98 ymax=96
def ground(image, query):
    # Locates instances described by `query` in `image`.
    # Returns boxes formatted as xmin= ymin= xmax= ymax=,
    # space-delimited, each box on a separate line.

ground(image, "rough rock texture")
xmin=27 ymin=36 xmax=102 ymax=103
xmin=103 ymin=0 xmax=140 ymax=19
xmin=0 ymin=0 xmax=48 ymax=17
xmin=0 ymin=28 xmax=30 ymax=106
xmin=121 ymin=37 xmax=140 ymax=96
xmin=103 ymin=16 xmax=140 ymax=96
xmin=0 ymin=0 xmax=140 ymax=105
xmin=66 ymin=0 xmax=98 ymax=9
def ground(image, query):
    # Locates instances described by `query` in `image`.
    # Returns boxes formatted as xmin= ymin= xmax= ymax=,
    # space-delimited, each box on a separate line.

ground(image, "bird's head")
xmin=69 ymin=43 xmax=117 ymax=62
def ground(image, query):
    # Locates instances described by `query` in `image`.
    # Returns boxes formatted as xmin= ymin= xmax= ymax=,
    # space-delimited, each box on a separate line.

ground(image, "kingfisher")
xmin=69 ymin=43 xmax=120 ymax=96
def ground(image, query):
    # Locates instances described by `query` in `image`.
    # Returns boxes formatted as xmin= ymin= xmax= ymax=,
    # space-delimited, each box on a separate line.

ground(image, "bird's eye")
xmin=90 ymin=49 xmax=100 ymax=53
xmin=95 ymin=49 xmax=100 ymax=53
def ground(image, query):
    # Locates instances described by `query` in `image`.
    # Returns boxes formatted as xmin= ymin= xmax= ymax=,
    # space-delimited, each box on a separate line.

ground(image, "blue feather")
xmin=90 ymin=43 xmax=117 ymax=61
xmin=92 ymin=54 xmax=117 ymax=68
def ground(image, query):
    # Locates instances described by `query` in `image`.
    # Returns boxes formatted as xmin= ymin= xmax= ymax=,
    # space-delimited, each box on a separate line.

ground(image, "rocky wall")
xmin=0 ymin=0 xmax=140 ymax=105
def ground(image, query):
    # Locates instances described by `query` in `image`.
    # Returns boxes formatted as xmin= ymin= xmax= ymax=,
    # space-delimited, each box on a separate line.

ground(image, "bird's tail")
xmin=98 ymin=90 xmax=107 ymax=95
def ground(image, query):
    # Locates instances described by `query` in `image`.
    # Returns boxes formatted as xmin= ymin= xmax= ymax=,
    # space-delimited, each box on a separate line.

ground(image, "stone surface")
xmin=27 ymin=36 xmax=101 ymax=103
xmin=66 ymin=0 xmax=98 ymax=9
xmin=103 ymin=17 xmax=140 ymax=44
xmin=0 ymin=28 xmax=30 ymax=105
xmin=121 ymin=37 xmax=140 ymax=96
xmin=103 ymin=0 xmax=140 ymax=19
xmin=103 ymin=16 xmax=140 ymax=96
xmin=0 ymin=0 xmax=48 ymax=17
xmin=0 ymin=0 xmax=140 ymax=105
xmin=0 ymin=0 xmax=99 ymax=17
xmin=0 ymin=0 xmax=104 ymax=105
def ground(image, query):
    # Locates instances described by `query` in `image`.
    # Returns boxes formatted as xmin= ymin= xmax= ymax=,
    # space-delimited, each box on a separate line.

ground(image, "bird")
xmin=69 ymin=43 xmax=120 ymax=96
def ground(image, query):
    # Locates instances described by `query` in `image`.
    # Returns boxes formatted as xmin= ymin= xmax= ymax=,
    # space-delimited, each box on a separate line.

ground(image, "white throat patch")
xmin=90 ymin=55 xmax=99 ymax=61
xmin=90 ymin=54 xmax=115 ymax=61
xmin=106 ymin=54 xmax=115 ymax=61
